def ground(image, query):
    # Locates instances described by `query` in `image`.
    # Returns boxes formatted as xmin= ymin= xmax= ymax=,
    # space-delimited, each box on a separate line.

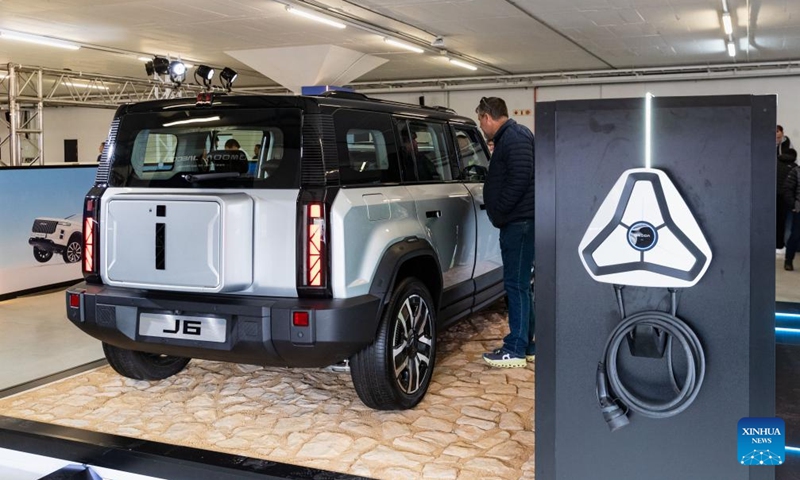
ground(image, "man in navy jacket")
xmin=476 ymin=97 xmax=536 ymax=368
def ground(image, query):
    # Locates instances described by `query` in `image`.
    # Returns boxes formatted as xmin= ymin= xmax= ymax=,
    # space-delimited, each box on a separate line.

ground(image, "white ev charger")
xmin=578 ymin=94 xmax=711 ymax=431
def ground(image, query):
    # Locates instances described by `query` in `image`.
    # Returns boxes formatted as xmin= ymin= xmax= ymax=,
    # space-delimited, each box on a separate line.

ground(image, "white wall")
xmin=367 ymin=75 xmax=800 ymax=142
xmin=538 ymin=76 xmax=799 ymax=141
xmin=0 ymin=107 xmax=114 ymax=165
xmin=370 ymin=88 xmax=536 ymax=131
xmin=42 ymin=108 xmax=115 ymax=165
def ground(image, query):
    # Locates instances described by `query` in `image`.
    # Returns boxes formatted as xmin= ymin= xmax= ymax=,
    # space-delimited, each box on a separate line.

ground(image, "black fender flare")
xmin=368 ymin=237 xmax=443 ymax=310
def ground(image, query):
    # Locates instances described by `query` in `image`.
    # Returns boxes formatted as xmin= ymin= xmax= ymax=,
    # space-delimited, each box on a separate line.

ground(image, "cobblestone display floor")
xmin=0 ymin=301 xmax=535 ymax=479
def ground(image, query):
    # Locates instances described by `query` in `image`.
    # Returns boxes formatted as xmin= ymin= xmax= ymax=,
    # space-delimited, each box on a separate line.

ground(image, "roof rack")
xmin=427 ymin=105 xmax=457 ymax=114
xmin=317 ymin=91 xmax=369 ymax=101
xmin=314 ymin=90 xmax=459 ymax=116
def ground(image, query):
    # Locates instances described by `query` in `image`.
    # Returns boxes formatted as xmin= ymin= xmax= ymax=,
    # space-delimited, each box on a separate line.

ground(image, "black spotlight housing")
xmin=152 ymin=56 xmax=170 ymax=75
xmin=220 ymin=67 xmax=238 ymax=91
xmin=144 ymin=61 xmax=155 ymax=76
xmin=195 ymin=65 xmax=214 ymax=88
xmin=168 ymin=60 xmax=187 ymax=85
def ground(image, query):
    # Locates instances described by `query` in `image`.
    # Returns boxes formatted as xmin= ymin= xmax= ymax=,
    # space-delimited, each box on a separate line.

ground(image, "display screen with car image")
xmin=0 ymin=165 xmax=97 ymax=297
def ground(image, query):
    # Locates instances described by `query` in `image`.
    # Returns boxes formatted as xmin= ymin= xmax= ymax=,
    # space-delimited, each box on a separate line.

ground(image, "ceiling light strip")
xmin=63 ymin=82 xmax=110 ymax=90
xmin=384 ymin=38 xmax=424 ymax=53
xmin=448 ymin=58 xmax=478 ymax=71
xmin=722 ymin=13 xmax=733 ymax=36
xmin=0 ymin=31 xmax=80 ymax=50
xmin=286 ymin=5 xmax=346 ymax=29
xmin=279 ymin=1 xmax=507 ymax=74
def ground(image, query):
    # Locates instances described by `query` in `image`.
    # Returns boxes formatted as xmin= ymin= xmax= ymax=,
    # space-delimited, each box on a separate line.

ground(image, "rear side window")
xmin=109 ymin=108 xmax=301 ymax=189
xmin=334 ymin=110 xmax=400 ymax=185
xmin=398 ymin=119 xmax=455 ymax=183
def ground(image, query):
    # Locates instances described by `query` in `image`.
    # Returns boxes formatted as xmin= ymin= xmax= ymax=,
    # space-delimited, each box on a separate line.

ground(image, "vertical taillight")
xmin=306 ymin=202 xmax=325 ymax=287
xmin=82 ymin=190 xmax=103 ymax=282
xmin=83 ymin=215 xmax=94 ymax=273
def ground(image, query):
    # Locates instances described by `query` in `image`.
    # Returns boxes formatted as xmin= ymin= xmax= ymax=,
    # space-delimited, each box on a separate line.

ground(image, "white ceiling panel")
xmin=0 ymin=0 xmax=797 ymax=88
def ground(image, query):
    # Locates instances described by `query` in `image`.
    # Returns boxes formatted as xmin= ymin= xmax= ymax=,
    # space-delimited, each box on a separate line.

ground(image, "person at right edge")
xmin=476 ymin=97 xmax=536 ymax=369
xmin=782 ymin=160 xmax=800 ymax=270
xmin=777 ymin=125 xmax=797 ymax=252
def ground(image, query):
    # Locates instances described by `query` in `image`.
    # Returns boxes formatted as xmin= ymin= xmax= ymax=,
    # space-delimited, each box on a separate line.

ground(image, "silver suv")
xmin=66 ymin=91 xmax=502 ymax=410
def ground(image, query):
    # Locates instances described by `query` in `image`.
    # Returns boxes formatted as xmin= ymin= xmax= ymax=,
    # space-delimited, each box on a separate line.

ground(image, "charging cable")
xmin=596 ymin=286 xmax=705 ymax=431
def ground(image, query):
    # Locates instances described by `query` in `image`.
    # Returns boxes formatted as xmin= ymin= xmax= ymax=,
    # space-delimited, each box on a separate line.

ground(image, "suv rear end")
xmin=66 ymin=92 xmax=499 ymax=410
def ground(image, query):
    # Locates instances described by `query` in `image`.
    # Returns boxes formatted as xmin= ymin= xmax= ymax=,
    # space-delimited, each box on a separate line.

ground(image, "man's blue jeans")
xmin=499 ymin=219 xmax=536 ymax=357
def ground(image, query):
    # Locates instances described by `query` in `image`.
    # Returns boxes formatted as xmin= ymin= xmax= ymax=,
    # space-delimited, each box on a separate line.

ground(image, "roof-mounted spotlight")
xmin=220 ymin=67 xmax=238 ymax=91
xmin=152 ymin=56 xmax=170 ymax=75
xmin=144 ymin=60 xmax=155 ymax=77
xmin=195 ymin=65 xmax=214 ymax=89
xmin=168 ymin=60 xmax=186 ymax=85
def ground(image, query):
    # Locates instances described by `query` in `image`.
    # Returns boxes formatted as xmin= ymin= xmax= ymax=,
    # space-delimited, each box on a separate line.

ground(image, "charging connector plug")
xmin=596 ymin=362 xmax=629 ymax=431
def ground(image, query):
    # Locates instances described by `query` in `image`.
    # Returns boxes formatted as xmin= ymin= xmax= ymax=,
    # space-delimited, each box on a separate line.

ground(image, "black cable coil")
xmin=596 ymin=288 xmax=706 ymax=431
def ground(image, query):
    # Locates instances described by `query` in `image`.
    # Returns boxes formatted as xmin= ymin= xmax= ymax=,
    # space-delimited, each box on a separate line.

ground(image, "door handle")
xmin=479 ymin=204 xmax=486 ymax=210
xmin=426 ymin=210 xmax=442 ymax=218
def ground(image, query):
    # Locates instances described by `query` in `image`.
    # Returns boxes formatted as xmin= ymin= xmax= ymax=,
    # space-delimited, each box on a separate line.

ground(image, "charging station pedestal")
xmin=535 ymin=95 xmax=776 ymax=480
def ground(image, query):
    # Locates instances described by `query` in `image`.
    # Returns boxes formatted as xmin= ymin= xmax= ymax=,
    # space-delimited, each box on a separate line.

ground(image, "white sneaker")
xmin=778 ymin=248 xmax=786 ymax=256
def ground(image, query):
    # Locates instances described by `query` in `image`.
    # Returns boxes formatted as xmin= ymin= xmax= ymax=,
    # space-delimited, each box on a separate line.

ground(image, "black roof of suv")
xmin=118 ymin=91 xmax=477 ymax=125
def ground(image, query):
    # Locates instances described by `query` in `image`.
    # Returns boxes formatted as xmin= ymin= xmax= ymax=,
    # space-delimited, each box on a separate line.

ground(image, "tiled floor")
xmin=0 ymin=302 xmax=534 ymax=480
xmin=0 ymin=286 xmax=103 ymax=391
xmin=777 ymin=256 xmax=800 ymax=303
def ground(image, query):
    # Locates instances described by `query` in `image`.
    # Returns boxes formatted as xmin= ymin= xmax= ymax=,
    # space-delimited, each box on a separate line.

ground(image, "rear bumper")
xmin=66 ymin=282 xmax=382 ymax=368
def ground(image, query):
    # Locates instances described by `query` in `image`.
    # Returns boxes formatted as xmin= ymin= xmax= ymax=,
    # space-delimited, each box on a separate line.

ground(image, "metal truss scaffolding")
xmin=0 ymin=63 xmax=283 ymax=167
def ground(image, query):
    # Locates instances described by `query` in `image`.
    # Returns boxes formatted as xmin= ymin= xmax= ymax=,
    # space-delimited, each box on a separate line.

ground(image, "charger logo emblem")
xmin=627 ymin=222 xmax=657 ymax=251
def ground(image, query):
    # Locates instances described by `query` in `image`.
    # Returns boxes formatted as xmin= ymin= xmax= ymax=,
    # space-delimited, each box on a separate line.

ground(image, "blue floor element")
xmin=776 ymin=304 xmax=800 ymax=345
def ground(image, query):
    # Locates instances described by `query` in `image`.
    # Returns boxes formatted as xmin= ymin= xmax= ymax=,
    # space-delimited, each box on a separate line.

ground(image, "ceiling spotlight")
xmin=220 ymin=67 xmax=238 ymax=91
xmin=152 ymin=56 xmax=170 ymax=75
xmin=138 ymin=56 xmax=152 ymax=62
xmin=144 ymin=61 xmax=155 ymax=76
xmin=168 ymin=60 xmax=186 ymax=84
xmin=448 ymin=58 xmax=478 ymax=71
xmin=195 ymin=65 xmax=215 ymax=89
xmin=384 ymin=38 xmax=424 ymax=53
xmin=727 ymin=41 xmax=736 ymax=57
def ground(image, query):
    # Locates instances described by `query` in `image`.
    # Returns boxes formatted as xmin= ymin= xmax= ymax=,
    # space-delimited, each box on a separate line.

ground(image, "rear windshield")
xmin=108 ymin=108 xmax=302 ymax=189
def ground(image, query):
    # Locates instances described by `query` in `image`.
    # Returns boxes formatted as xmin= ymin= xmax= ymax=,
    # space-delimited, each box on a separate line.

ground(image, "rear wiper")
xmin=182 ymin=172 xmax=241 ymax=182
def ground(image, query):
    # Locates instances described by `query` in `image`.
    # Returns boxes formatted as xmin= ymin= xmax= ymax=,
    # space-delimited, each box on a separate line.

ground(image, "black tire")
xmin=33 ymin=247 xmax=53 ymax=263
xmin=102 ymin=342 xmax=190 ymax=380
xmin=350 ymin=277 xmax=437 ymax=410
xmin=62 ymin=233 xmax=82 ymax=263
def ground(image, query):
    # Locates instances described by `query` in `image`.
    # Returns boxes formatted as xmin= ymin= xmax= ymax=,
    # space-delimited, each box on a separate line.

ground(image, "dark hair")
xmin=778 ymin=125 xmax=784 ymax=133
xmin=224 ymin=138 xmax=240 ymax=149
xmin=475 ymin=97 xmax=508 ymax=120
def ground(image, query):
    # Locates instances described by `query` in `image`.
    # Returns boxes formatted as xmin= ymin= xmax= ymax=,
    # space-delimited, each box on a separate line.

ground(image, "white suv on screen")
xmin=29 ymin=215 xmax=82 ymax=264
